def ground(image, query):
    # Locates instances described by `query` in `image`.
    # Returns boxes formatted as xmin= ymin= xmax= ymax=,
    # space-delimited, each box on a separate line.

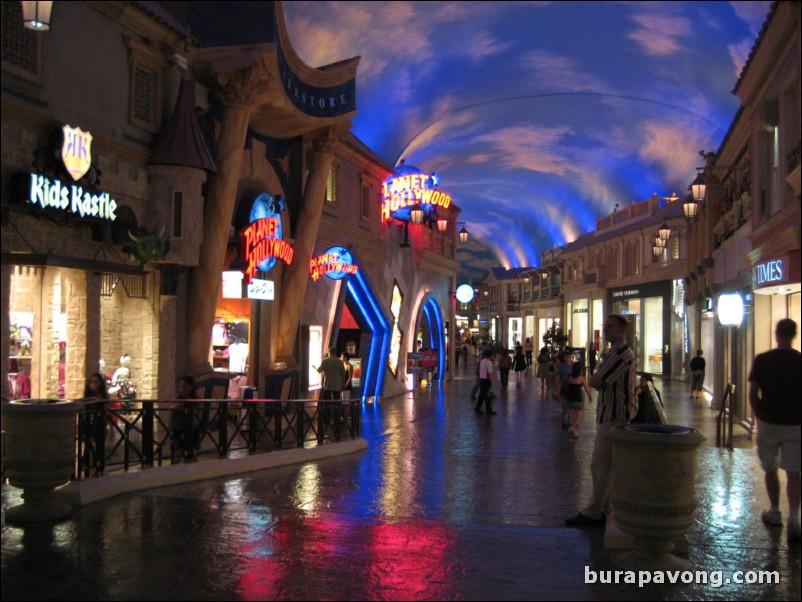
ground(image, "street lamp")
xmin=458 ymin=223 xmax=469 ymax=244
xmin=658 ymin=222 xmax=671 ymax=241
xmin=22 ymin=1 xmax=53 ymax=31
xmin=683 ymin=198 xmax=700 ymax=219
xmin=409 ymin=203 xmax=424 ymax=225
xmin=691 ymin=172 xmax=706 ymax=203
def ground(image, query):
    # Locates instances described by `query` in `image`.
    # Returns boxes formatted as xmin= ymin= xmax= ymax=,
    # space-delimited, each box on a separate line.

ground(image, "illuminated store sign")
xmin=308 ymin=325 xmax=323 ymax=391
xmin=380 ymin=170 xmax=452 ymax=222
xmin=246 ymin=279 xmax=275 ymax=301
xmin=388 ymin=283 xmax=404 ymax=376
xmin=27 ymin=174 xmax=118 ymax=221
xmin=753 ymin=257 xmax=787 ymax=288
xmin=62 ymin=125 xmax=93 ymax=181
xmin=310 ymin=246 xmax=359 ymax=282
xmin=717 ymin=293 xmax=744 ymax=327
xmin=241 ymin=193 xmax=293 ymax=283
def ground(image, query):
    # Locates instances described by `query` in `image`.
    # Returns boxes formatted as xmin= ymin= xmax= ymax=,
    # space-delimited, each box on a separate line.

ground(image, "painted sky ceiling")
xmin=283 ymin=1 xmax=772 ymax=282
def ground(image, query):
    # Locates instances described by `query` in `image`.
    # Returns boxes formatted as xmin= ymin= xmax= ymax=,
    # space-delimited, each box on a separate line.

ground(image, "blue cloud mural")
xmin=285 ymin=1 xmax=771 ymax=269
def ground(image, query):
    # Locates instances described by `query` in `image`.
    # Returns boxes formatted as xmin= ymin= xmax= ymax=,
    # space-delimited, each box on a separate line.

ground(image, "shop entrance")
xmin=415 ymin=298 xmax=446 ymax=383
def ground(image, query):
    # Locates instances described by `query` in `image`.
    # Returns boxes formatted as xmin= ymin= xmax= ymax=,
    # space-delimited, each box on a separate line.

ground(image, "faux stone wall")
xmin=100 ymin=283 xmax=157 ymax=400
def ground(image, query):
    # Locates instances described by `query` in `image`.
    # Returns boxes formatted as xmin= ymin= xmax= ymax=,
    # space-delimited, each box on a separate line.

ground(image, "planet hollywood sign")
xmin=309 ymin=246 xmax=358 ymax=282
xmin=380 ymin=171 xmax=452 ymax=222
xmin=241 ymin=193 xmax=294 ymax=284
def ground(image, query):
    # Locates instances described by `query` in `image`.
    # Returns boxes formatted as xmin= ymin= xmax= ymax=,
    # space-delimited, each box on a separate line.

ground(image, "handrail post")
xmin=219 ymin=401 xmax=229 ymax=457
xmin=143 ymin=401 xmax=154 ymax=468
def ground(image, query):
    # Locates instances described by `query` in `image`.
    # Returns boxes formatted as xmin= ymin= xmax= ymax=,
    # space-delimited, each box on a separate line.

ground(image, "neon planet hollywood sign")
xmin=380 ymin=172 xmax=452 ymax=222
xmin=309 ymin=247 xmax=358 ymax=282
xmin=241 ymin=217 xmax=294 ymax=283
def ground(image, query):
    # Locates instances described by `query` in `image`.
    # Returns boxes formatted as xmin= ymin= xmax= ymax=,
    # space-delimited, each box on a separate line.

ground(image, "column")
xmin=186 ymin=63 xmax=269 ymax=375
xmin=274 ymin=129 xmax=340 ymax=362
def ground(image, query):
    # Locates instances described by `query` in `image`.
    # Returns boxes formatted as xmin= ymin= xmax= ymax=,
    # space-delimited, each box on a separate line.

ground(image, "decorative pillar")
xmin=275 ymin=129 xmax=341 ymax=362
xmin=185 ymin=63 xmax=269 ymax=375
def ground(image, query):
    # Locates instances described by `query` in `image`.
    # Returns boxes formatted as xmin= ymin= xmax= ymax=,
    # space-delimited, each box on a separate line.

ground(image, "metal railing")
xmin=75 ymin=398 xmax=360 ymax=479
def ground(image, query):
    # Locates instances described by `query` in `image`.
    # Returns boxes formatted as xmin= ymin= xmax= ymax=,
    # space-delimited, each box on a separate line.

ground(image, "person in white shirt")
xmin=474 ymin=349 xmax=497 ymax=415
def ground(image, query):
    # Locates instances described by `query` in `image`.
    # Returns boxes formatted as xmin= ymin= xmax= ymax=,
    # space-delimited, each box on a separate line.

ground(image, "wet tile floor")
xmin=3 ymin=367 xmax=800 ymax=600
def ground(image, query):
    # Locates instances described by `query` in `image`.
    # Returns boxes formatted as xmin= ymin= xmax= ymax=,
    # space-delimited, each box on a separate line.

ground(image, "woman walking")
xmin=513 ymin=345 xmax=527 ymax=387
xmin=563 ymin=362 xmax=593 ymax=439
xmin=536 ymin=347 xmax=551 ymax=396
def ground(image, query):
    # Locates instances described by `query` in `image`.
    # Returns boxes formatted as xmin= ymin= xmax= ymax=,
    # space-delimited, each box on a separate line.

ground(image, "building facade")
xmin=684 ymin=1 xmax=801 ymax=422
xmin=2 ymin=1 xmax=458 ymax=405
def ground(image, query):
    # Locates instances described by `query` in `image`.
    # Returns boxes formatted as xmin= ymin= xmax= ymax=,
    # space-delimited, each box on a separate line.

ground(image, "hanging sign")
xmin=380 ymin=168 xmax=452 ymax=222
xmin=246 ymin=278 xmax=275 ymax=301
xmin=309 ymin=246 xmax=359 ymax=282
xmin=241 ymin=193 xmax=293 ymax=283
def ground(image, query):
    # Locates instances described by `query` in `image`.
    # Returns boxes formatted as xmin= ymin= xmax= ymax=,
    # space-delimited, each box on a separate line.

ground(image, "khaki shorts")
xmin=756 ymin=419 xmax=801 ymax=473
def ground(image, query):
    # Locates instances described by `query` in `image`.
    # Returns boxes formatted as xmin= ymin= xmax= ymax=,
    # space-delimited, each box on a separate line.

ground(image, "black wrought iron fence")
xmin=75 ymin=398 xmax=361 ymax=479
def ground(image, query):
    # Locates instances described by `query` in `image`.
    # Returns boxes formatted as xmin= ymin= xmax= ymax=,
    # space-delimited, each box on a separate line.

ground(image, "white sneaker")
xmin=761 ymin=509 xmax=783 ymax=526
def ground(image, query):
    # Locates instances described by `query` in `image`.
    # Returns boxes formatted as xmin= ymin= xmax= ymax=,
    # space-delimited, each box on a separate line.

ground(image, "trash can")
xmin=608 ymin=424 xmax=705 ymax=568
xmin=2 ymin=399 xmax=81 ymax=523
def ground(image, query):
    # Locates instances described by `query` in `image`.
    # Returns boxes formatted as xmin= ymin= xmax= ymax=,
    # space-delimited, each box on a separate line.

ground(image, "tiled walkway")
xmin=2 ymin=365 xmax=799 ymax=600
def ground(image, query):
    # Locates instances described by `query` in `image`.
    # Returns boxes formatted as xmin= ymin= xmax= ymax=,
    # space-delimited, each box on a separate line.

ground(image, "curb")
xmin=56 ymin=438 xmax=369 ymax=506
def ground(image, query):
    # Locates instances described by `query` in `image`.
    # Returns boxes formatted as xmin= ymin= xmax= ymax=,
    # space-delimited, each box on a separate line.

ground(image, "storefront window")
xmin=571 ymin=299 xmax=588 ymax=349
xmin=9 ymin=267 xmax=75 ymax=399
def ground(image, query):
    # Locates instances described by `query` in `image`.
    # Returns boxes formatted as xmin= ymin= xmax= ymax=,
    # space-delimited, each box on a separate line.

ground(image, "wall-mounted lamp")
xmin=691 ymin=172 xmax=706 ymax=203
xmin=654 ymin=235 xmax=666 ymax=248
xmin=658 ymin=222 xmax=671 ymax=241
xmin=409 ymin=204 xmax=424 ymax=225
xmin=652 ymin=244 xmax=663 ymax=257
xmin=683 ymin=197 xmax=699 ymax=219
xmin=436 ymin=213 xmax=448 ymax=232
xmin=22 ymin=1 xmax=53 ymax=31
xmin=458 ymin=222 xmax=469 ymax=244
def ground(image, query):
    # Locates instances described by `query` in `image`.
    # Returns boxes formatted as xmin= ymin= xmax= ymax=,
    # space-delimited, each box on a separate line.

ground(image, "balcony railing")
xmin=75 ymin=398 xmax=360 ymax=479
xmin=789 ymin=141 xmax=801 ymax=174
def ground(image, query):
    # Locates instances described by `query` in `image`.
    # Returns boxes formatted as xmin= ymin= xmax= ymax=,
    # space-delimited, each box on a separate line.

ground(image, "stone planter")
xmin=2 ymin=399 xmax=81 ymax=523
xmin=608 ymin=424 xmax=705 ymax=569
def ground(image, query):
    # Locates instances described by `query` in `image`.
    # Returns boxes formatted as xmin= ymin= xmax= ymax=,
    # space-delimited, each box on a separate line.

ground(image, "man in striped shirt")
xmin=566 ymin=314 xmax=638 ymax=527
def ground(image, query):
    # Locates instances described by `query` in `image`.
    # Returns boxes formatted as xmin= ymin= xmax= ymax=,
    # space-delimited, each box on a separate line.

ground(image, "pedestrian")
xmin=83 ymin=372 xmax=109 ymax=400
xmin=588 ymin=345 xmax=598 ymax=375
xmin=474 ymin=349 xmax=497 ymax=415
xmin=317 ymin=347 xmax=347 ymax=429
xmin=498 ymin=349 xmax=512 ymax=388
xmin=317 ymin=347 xmax=346 ymax=400
xmin=552 ymin=350 xmax=574 ymax=429
xmin=513 ymin=345 xmax=527 ymax=387
xmin=690 ymin=349 xmax=706 ymax=399
xmin=564 ymin=362 xmax=593 ymax=439
xmin=524 ymin=337 xmax=534 ymax=368
xmin=340 ymin=352 xmax=354 ymax=400
xmin=81 ymin=372 xmax=111 ymax=474
xmin=748 ymin=318 xmax=800 ymax=544
xmin=566 ymin=314 xmax=637 ymax=527
xmin=462 ymin=342 xmax=469 ymax=366
xmin=536 ymin=347 xmax=551 ymax=396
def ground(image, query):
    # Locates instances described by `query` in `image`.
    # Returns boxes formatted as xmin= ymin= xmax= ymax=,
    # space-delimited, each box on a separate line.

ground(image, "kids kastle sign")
xmin=241 ymin=193 xmax=294 ymax=284
xmin=26 ymin=125 xmax=117 ymax=221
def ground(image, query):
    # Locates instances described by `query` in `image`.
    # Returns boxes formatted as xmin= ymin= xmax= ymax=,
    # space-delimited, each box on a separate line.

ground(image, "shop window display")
xmin=8 ymin=313 xmax=33 ymax=400
xmin=211 ymin=318 xmax=250 ymax=398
